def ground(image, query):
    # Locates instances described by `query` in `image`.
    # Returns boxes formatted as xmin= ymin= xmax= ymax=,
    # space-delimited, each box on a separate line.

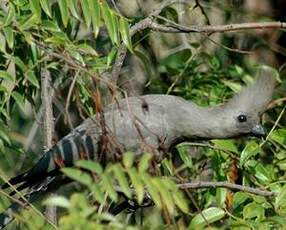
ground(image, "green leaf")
xmin=77 ymin=43 xmax=98 ymax=56
xmin=40 ymin=0 xmax=52 ymax=18
xmin=101 ymin=173 xmax=118 ymax=201
xmin=0 ymin=139 xmax=4 ymax=152
xmin=30 ymin=0 xmax=42 ymax=20
xmin=42 ymin=20 xmax=61 ymax=32
xmin=235 ymin=65 xmax=244 ymax=75
xmin=90 ymin=0 xmax=101 ymax=37
xmin=160 ymin=49 xmax=192 ymax=73
xmin=0 ymin=130 xmax=11 ymax=145
xmin=81 ymin=0 xmax=91 ymax=27
xmin=110 ymin=164 xmax=131 ymax=198
xmin=30 ymin=43 xmax=38 ymax=64
xmin=138 ymin=154 xmax=152 ymax=172
xmin=211 ymin=139 xmax=239 ymax=154
xmin=161 ymin=158 xmax=174 ymax=175
xmin=89 ymin=184 xmax=105 ymax=203
xmin=107 ymin=47 xmax=117 ymax=67
xmin=26 ymin=70 xmax=40 ymax=88
xmin=267 ymin=215 xmax=286 ymax=226
xmin=189 ymin=207 xmax=226 ymax=227
xmin=0 ymin=70 xmax=15 ymax=82
xmin=152 ymin=178 xmax=174 ymax=214
xmin=127 ymin=168 xmax=144 ymax=203
xmin=277 ymin=158 xmax=286 ymax=171
xmin=100 ymin=1 xmax=118 ymax=45
xmin=270 ymin=129 xmax=286 ymax=147
xmin=8 ymin=56 xmax=25 ymax=72
xmin=68 ymin=48 xmax=85 ymax=64
xmin=240 ymin=141 xmax=261 ymax=166
xmin=223 ymin=81 xmax=242 ymax=93
xmin=3 ymin=27 xmax=14 ymax=49
xmin=216 ymin=188 xmax=227 ymax=208
xmin=233 ymin=192 xmax=250 ymax=209
xmin=275 ymin=185 xmax=286 ymax=215
xmin=20 ymin=15 xmax=39 ymax=31
xmin=243 ymin=202 xmax=265 ymax=220
xmin=253 ymin=163 xmax=271 ymax=183
xmin=61 ymin=168 xmax=92 ymax=186
xmin=44 ymin=196 xmax=70 ymax=208
xmin=119 ymin=17 xmax=132 ymax=52
xmin=45 ymin=32 xmax=68 ymax=45
xmin=123 ymin=152 xmax=134 ymax=168
xmin=163 ymin=179 xmax=189 ymax=213
xmin=172 ymin=187 xmax=189 ymax=213
xmin=110 ymin=13 xmax=119 ymax=45
xmin=68 ymin=0 xmax=81 ymax=20
xmin=22 ymin=32 xmax=34 ymax=44
xmin=4 ymin=5 xmax=15 ymax=26
xmin=140 ymin=173 xmax=161 ymax=208
xmin=0 ymin=32 xmax=6 ymax=53
xmin=11 ymin=91 xmax=25 ymax=111
xmin=210 ymin=56 xmax=220 ymax=69
xmin=58 ymin=0 xmax=69 ymax=27
xmin=76 ymin=160 xmax=103 ymax=174
xmin=178 ymin=145 xmax=193 ymax=168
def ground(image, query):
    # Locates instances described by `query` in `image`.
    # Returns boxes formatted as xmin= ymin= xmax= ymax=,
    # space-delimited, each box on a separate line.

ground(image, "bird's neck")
xmin=176 ymin=103 xmax=229 ymax=140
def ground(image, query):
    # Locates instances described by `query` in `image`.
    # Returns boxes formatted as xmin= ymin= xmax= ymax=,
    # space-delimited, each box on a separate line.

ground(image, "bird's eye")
xmin=237 ymin=114 xmax=247 ymax=123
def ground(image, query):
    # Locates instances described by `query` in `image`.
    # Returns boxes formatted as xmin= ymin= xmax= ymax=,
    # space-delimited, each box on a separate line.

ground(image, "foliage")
xmin=0 ymin=0 xmax=285 ymax=229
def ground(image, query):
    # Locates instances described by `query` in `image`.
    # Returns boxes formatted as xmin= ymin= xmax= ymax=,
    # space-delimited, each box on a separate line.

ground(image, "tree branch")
xmin=110 ymin=0 xmax=192 ymax=88
xmin=41 ymin=67 xmax=57 ymax=225
xmin=149 ymin=21 xmax=286 ymax=34
xmin=110 ymin=0 xmax=286 ymax=91
xmin=41 ymin=67 xmax=54 ymax=150
xmin=178 ymin=181 xmax=276 ymax=197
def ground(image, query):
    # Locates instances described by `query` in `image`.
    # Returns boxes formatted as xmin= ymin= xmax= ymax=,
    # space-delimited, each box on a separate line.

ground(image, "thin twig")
xmin=261 ymin=105 xmax=286 ymax=147
xmin=267 ymin=97 xmax=286 ymax=110
xmin=194 ymin=0 xmax=210 ymax=25
xmin=178 ymin=181 xmax=276 ymax=197
xmin=65 ymin=71 xmax=80 ymax=130
xmin=204 ymin=34 xmax=253 ymax=54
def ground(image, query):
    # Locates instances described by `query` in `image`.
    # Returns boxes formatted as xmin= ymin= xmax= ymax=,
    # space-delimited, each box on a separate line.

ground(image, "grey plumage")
xmin=0 ymin=67 xmax=276 ymax=228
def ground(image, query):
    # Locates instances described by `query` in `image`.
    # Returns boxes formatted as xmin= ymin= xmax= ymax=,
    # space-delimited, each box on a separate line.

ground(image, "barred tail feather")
xmin=1 ymin=133 xmax=97 ymax=192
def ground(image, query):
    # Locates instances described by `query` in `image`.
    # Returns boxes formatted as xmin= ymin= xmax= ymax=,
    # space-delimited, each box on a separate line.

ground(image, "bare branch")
xmin=110 ymin=0 xmax=286 ymax=91
xmin=149 ymin=21 xmax=286 ymax=34
xmin=65 ymin=71 xmax=80 ymax=130
xmin=178 ymin=181 xmax=276 ymax=197
xmin=41 ymin=67 xmax=54 ymax=149
xmin=41 ymin=67 xmax=57 ymax=225
xmin=194 ymin=0 xmax=210 ymax=25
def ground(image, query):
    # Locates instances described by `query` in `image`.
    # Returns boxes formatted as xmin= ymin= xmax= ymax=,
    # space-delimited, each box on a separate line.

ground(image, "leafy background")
xmin=0 ymin=0 xmax=285 ymax=229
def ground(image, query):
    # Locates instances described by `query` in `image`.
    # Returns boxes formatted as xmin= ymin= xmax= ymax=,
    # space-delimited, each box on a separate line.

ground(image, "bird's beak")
xmin=251 ymin=124 xmax=266 ymax=137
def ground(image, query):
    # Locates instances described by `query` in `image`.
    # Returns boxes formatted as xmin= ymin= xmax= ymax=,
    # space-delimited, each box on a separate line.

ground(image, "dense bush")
xmin=0 ymin=1 xmax=285 ymax=229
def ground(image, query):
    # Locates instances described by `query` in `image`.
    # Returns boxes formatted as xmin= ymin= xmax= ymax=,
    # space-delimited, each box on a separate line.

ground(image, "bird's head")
xmin=216 ymin=66 xmax=277 ymax=138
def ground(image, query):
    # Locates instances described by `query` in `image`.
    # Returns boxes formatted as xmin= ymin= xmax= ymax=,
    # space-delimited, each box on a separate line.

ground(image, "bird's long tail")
xmin=0 ymin=125 xmax=98 ymax=228
xmin=1 ymin=130 xmax=97 ymax=194
xmin=0 ymin=176 xmax=56 ymax=229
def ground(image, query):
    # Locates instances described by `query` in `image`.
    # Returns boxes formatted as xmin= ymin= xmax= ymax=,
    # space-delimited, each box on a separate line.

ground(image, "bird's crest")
xmin=226 ymin=66 xmax=277 ymax=114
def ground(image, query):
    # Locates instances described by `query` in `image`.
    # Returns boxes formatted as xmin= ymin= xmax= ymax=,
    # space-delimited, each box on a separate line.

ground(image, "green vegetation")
xmin=0 ymin=1 xmax=285 ymax=229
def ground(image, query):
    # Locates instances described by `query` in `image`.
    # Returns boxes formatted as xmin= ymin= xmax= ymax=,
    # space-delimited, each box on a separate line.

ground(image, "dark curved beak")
xmin=251 ymin=124 xmax=266 ymax=137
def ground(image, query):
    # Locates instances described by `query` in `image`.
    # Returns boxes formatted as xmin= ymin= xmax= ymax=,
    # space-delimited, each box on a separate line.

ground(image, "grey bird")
xmin=0 ymin=67 xmax=276 ymax=228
